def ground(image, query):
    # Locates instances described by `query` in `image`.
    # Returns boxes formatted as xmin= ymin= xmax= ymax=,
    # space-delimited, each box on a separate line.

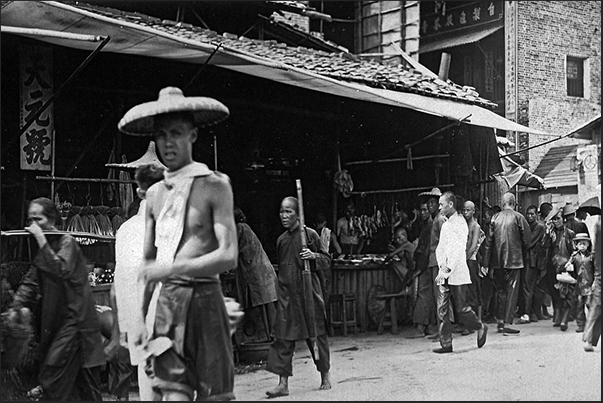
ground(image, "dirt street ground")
xmin=107 ymin=318 xmax=600 ymax=401
xmin=232 ymin=319 xmax=601 ymax=401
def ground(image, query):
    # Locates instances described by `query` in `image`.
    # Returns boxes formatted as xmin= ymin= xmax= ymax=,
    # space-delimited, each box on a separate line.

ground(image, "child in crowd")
xmin=565 ymin=233 xmax=595 ymax=333
xmin=384 ymin=226 xmax=416 ymax=284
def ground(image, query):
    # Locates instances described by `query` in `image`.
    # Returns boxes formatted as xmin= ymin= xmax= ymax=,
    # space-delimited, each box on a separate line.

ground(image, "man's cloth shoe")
xmin=477 ymin=324 xmax=488 ymax=348
xmin=433 ymin=346 xmax=453 ymax=354
xmin=560 ymin=323 xmax=568 ymax=331
xmin=529 ymin=314 xmax=539 ymax=322
xmin=517 ymin=314 xmax=530 ymax=324
xmin=498 ymin=326 xmax=520 ymax=334
xmin=576 ymin=327 xmax=584 ymax=333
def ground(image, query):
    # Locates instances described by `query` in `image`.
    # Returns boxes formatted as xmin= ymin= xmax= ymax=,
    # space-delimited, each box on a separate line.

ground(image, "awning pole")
xmin=3 ymin=35 xmax=111 ymax=154
xmin=1 ymin=26 xmax=104 ymax=42
xmin=500 ymin=126 xmax=587 ymax=158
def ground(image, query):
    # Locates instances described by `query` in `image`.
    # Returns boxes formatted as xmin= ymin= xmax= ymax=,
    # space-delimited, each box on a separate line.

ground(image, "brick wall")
xmin=516 ymin=1 xmax=601 ymax=171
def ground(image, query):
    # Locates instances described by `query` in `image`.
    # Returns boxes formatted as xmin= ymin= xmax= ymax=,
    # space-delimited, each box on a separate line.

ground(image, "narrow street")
xmin=108 ymin=318 xmax=601 ymax=401
xmin=232 ymin=319 xmax=600 ymax=401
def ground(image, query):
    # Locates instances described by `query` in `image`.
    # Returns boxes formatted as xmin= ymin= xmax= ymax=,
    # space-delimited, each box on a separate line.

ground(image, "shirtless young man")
xmin=119 ymin=87 xmax=239 ymax=400
xmin=463 ymin=200 xmax=484 ymax=320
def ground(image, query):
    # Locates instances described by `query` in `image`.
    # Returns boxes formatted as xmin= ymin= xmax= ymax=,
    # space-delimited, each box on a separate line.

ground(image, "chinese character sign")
xmin=20 ymin=45 xmax=53 ymax=171
xmin=420 ymin=1 xmax=503 ymax=37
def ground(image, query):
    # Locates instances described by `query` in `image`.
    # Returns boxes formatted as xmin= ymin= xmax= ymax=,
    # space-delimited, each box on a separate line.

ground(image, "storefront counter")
xmin=331 ymin=257 xmax=413 ymax=333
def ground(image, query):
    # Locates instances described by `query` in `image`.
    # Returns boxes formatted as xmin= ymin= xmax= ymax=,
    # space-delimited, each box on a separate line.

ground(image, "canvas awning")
xmin=494 ymin=147 xmax=545 ymax=189
xmin=419 ymin=24 xmax=504 ymax=54
xmin=1 ymin=1 xmax=547 ymax=135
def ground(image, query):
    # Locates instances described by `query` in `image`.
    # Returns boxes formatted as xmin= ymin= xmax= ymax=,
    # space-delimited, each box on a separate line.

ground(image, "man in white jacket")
xmin=433 ymin=191 xmax=488 ymax=354
xmin=112 ymin=163 xmax=165 ymax=400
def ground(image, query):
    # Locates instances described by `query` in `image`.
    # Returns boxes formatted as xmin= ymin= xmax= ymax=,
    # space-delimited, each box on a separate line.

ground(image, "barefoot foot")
xmin=266 ymin=384 xmax=289 ymax=398
xmin=319 ymin=372 xmax=332 ymax=390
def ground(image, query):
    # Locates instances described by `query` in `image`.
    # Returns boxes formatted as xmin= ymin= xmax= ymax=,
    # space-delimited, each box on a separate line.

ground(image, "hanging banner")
xmin=20 ymin=44 xmax=53 ymax=171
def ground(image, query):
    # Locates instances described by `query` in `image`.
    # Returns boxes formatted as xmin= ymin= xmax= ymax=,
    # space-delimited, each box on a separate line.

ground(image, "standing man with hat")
xmin=563 ymin=203 xmax=590 ymax=237
xmin=119 ymin=87 xmax=239 ymax=401
xmin=542 ymin=204 xmax=576 ymax=328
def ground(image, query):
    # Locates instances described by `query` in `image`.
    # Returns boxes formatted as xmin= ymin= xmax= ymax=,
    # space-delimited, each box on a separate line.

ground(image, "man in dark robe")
xmin=265 ymin=197 xmax=332 ymax=398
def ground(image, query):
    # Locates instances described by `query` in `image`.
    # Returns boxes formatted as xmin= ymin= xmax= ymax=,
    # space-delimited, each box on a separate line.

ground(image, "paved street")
xmin=111 ymin=318 xmax=601 ymax=401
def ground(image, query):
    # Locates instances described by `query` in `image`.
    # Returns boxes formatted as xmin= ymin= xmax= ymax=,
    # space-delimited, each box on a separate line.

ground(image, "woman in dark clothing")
xmin=9 ymin=197 xmax=105 ymax=401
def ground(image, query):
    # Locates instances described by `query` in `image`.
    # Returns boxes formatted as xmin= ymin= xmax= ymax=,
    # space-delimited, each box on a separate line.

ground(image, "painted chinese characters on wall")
xmin=20 ymin=45 xmax=53 ymax=171
xmin=421 ymin=1 xmax=503 ymax=38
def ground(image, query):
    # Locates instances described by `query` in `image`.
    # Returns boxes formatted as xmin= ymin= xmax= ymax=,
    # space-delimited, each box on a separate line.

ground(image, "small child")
xmin=384 ymin=226 xmax=416 ymax=283
xmin=565 ymin=233 xmax=595 ymax=335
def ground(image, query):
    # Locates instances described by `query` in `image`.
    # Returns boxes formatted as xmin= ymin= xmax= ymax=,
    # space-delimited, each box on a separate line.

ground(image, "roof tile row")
xmin=73 ymin=1 xmax=497 ymax=108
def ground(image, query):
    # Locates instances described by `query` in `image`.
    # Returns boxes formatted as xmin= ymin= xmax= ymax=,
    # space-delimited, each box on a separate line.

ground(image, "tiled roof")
xmin=533 ymin=145 xmax=579 ymax=189
xmin=68 ymin=1 xmax=497 ymax=108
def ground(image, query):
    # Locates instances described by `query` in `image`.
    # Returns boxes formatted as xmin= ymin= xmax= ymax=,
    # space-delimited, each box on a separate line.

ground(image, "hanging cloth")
xmin=154 ymin=162 xmax=213 ymax=265
xmin=118 ymin=155 xmax=134 ymax=214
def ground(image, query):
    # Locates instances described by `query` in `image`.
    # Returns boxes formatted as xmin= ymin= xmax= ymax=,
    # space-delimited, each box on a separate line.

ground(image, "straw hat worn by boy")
xmin=118 ymin=87 xmax=240 ymax=401
xmin=564 ymin=233 xmax=595 ymax=333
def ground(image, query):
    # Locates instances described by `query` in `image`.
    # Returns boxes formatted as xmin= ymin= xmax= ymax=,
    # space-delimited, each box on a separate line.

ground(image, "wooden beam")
xmin=350 ymin=184 xmax=454 ymax=195
xmin=346 ymin=154 xmax=449 ymax=166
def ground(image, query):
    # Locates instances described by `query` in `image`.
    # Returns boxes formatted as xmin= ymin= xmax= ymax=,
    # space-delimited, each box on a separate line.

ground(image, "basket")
xmin=1 ymin=314 xmax=33 ymax=370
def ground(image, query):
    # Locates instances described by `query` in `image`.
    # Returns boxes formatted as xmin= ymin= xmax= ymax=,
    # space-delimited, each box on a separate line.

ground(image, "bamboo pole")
xmin=36 ymin=176 xmax=136 ymax=184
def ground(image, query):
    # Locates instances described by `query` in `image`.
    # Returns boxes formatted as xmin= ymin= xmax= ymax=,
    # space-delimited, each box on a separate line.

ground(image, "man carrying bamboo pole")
xmin=265 ymin=196 xmax=332 ymax=398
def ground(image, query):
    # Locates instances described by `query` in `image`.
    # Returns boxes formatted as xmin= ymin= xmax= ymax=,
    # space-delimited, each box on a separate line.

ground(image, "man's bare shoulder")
xmin=190 ymin=171 xmax=233 ymax=205
xmin=192 ymin=171 xmax=232 ymax=188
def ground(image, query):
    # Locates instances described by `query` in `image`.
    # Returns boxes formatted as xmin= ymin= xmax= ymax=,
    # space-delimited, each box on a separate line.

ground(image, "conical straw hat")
xmin=105 ymin=141 xmax=166 ymax=170
xmin=118 ymin=86 xmax=229 ymax=136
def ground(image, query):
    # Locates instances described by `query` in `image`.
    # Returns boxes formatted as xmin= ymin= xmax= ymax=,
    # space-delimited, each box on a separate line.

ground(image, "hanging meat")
xmin=333 ymin=169 xmax=353 ymax=198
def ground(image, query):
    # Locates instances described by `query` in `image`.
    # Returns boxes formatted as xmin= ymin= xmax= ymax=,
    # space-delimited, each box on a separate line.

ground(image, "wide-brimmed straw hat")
xmin=418 ymin=187 xmax=442 ymax=198
xmin=544 ymin=205 xmax=562 ymax=222
xmin=118 ymin=87 xmax=230 ymax=135
xmin=573 ymin=233 xmax=591 ymax=243
xmin=562 ymin=203 xmax=577 ymax=216
xmin=105 ymin=141 xmax=166 ymax=170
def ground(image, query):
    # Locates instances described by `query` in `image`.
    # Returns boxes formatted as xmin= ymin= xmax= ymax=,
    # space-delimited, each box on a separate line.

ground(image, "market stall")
xmin=330 ymin=255 xmax=414 ymax=333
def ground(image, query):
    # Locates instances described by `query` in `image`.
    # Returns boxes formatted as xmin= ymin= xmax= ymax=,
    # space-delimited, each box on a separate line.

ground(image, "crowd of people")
xmin=393 ymin=187 xmax=601 ymax=356
xmin=3 ymin=86 xmax=600 ymax=401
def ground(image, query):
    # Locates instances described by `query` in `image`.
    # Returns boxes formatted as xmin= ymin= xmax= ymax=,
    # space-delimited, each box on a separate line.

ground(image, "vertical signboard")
xmin=504 ymin=1 xmax=516 ymax=123
xmin=20 ymin=44 xmax=53 ymax=171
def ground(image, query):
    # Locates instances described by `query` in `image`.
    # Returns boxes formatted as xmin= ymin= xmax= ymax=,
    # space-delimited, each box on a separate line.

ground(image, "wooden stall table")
xmin=331 ymin=255 xmax=414 ymax=333
xmin=91 ymin=283 xmax=112 ymax=307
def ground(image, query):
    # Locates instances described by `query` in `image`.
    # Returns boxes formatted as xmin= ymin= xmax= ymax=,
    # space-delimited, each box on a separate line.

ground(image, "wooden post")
xmin=50 ymin=129 xmax=56 ymax=199
xmin=438 ymin=52 xmax=451 ymax=81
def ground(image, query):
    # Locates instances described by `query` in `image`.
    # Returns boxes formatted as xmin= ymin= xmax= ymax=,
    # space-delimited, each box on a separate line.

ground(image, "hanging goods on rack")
xmin=334 ymin=169 xmax=354 ymax=198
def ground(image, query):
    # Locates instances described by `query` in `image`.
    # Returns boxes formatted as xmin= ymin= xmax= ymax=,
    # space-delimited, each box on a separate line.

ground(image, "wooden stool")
xmin=375 ymin=291 xmax=409 ymax=335
xmin=329 ymin=293 xmax=358 ymax=336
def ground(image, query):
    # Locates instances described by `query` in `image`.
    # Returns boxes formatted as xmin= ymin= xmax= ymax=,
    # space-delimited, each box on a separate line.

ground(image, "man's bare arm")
xmin=466 ymin=224 xmax=480 ymax=260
